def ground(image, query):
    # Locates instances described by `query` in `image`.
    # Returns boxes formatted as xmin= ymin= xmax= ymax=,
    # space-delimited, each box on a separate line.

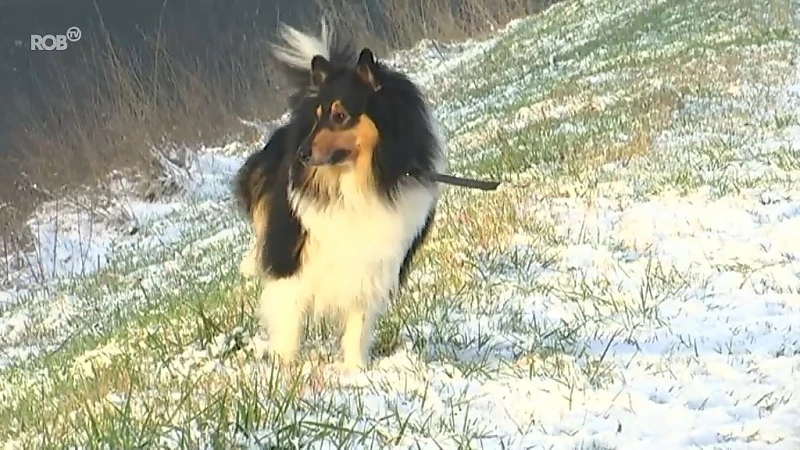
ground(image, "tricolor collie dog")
xmin=233 ymin=21 xmax=446 ymax=372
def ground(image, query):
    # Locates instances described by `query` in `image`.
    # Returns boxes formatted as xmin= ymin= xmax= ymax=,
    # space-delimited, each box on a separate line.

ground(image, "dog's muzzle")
xmin=299 ymin=147 xmax=351 ymax=166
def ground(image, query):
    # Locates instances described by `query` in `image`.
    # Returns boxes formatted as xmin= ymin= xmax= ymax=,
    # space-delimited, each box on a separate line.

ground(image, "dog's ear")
xmin=356 ymin=48 xmax=379 ymax=90
xmin=311 ymin=55 xmax=331 ymax=87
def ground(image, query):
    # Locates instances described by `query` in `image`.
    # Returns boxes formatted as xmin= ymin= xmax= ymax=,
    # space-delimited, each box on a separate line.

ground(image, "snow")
xmin=2 ymin=1 xmax=800 ymax=448
xmin=0 ymin=150 xmax=251 ymax=371
xmin=1 ymin=151 xmax=244 ymax=286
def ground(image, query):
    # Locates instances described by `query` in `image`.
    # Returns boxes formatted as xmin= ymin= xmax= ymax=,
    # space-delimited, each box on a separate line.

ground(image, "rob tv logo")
xmin=30 ymin=27 xmax=82 ymax=51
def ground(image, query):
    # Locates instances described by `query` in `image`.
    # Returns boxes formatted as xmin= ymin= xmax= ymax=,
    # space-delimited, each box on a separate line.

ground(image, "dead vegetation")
xmin=0 ymin=0 xmax=557 ymax=284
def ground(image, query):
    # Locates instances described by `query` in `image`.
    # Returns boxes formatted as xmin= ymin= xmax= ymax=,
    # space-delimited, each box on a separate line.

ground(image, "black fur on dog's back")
xmin=232 ymin=126 xmax=288 ymax=219
xmin=355 ymin=61 xmax=442 ymax=202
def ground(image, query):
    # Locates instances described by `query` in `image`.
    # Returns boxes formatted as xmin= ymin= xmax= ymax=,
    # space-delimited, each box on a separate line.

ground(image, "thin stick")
xmin=429 ymin=173 xmax=501 ymax=191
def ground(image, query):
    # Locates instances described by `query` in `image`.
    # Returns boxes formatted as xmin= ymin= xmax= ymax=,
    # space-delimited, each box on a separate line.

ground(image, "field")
xmin=2 ymin=0 xmax=800 ymax=448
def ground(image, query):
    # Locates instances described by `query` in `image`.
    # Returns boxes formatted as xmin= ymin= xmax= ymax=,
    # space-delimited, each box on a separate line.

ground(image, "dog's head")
xmin=297 ymin=48 xmax=381 ymax=168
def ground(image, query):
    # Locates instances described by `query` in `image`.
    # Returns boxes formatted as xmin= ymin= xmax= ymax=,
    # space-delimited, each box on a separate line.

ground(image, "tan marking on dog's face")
xmin=308 ymin=128 xmax=356 ymax=165
xmin=308 ymin=113 xmax=378 ymax=169
xmin=351 ymin=114 xmax=379 ymax=174
xmin=301 ymin=113 xmax=380 ymax=200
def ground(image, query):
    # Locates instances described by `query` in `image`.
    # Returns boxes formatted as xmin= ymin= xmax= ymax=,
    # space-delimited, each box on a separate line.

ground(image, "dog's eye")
xmin=331 ymin=111 xmax=347 ymax=124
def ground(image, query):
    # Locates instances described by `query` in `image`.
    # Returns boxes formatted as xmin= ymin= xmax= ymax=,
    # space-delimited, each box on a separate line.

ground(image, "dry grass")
xmin=1 ymin=0 xmax=557 ymax=274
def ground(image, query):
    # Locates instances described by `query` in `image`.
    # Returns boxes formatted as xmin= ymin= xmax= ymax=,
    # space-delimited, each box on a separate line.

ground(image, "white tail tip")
xmin=271 ymin=18 xmax=332 ymax=70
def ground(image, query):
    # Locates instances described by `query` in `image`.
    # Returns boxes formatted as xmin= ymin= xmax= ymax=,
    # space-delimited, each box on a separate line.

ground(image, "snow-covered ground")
xmin=2 ymin=0 xmax=800 ymax=448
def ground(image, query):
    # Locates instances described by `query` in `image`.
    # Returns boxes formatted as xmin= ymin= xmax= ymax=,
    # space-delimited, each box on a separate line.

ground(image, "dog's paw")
xmin=330 ymin=360 xmax=367 ymax=377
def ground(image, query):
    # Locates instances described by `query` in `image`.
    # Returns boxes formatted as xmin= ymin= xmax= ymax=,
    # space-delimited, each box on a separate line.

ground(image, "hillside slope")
xmin=2 ymin=0 xmax=800 ymax=448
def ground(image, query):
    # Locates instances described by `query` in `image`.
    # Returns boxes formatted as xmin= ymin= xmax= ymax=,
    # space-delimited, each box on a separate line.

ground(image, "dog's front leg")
xmin=258 ymin=277 xmax=308 ymax=368
xmin=339 ymin=309 xmax=376 ymax=372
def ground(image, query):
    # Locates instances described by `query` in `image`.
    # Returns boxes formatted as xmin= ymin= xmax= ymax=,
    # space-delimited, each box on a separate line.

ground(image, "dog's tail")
xmin=270 ymin=19 xmax=355 ymax=103
xmin=271 ymin=19 xmax=333 ymax=72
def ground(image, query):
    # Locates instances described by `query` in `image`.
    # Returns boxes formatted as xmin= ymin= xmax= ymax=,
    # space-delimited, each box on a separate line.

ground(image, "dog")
xmin=233 ymin=20 xmax=447 ymax=373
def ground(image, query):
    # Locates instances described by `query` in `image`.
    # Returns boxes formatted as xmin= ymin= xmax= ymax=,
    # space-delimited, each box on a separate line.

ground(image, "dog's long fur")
xmin=233 ymin=20 xmax=446 ymax=371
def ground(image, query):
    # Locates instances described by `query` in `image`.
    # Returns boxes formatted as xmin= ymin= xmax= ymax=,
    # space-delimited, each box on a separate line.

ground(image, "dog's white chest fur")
xmin=292 ymin=177 xmax=436 ymax=316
